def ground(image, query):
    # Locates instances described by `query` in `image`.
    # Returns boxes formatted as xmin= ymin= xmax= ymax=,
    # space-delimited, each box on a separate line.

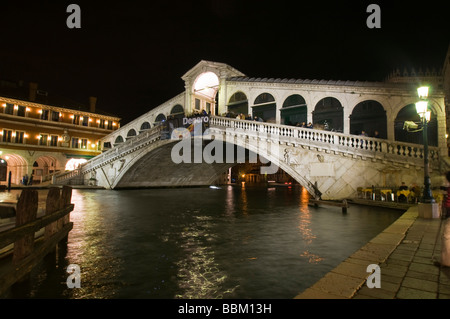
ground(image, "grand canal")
xmin=4 ymin=185 xmax=403 ymax=299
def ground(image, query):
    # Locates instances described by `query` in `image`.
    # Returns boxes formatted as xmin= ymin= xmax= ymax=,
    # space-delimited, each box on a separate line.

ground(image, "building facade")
xmin=0 ymin=81 xmax=121 ymax=186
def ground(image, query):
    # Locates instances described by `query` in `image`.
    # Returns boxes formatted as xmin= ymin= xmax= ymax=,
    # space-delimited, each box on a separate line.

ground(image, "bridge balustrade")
xmin=209 ymin=116 xmax=439 ymax=166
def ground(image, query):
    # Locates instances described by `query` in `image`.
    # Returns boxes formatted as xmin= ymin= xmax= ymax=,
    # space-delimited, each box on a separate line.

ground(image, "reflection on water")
xmin=1 ymin=185 xmax=403 ymax=299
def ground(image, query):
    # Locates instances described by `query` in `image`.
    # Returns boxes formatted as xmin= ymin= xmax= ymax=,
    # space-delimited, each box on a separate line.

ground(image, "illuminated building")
xmin=0 ymin=80 xmax=120 ymax=186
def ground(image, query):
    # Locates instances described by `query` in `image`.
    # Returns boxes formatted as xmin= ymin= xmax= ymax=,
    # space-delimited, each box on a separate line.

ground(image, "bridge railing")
xmin=53 ymin=125 xmax=165 ymax=184
xmin=209 ymin=116 xmax=440 ymax=166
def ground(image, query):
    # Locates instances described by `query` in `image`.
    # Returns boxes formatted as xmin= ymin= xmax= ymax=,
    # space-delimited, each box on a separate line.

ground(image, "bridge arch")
xmin=350 ymin=100 xmax=387 ymax=138
xmin=154 ymin=113 xmax=166 ymax=125
xmin=253 ymin=93 xmax=276 ymax=123
xmin=394 ymin=103 xmax=438 ymax=146
xmin=227 ymin=91 xmax=249 ymax=117
xmin=127 ymin=129 xmax=137 ymax=139
xmin=114 ymin=135 xmax=124 ymax=145
xmin=107 ymin=132 xmax=316 ymax=196
xmin=281 ymin=94 xmax=307 ymax=126
xmin=140 ymin=121 xmax=151 ymax=131
xmin=313 ymin=97 xmax=344 ymax=132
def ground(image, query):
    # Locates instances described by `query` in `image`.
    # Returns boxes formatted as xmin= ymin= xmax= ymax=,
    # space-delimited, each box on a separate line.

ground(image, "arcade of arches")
xmin=224 ymin=92 xmax=437 ymax=145
xmin=0 ymin=153 xmax=90 ymax=186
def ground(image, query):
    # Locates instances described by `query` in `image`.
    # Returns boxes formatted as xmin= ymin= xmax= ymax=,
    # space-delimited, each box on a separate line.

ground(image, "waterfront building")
xmin=0 ymin=80 xmax=121 ymax=186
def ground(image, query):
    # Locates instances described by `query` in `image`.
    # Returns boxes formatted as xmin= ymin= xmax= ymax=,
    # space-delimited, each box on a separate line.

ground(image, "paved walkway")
xmin=295 ymin=205 xmax=450 ymax=299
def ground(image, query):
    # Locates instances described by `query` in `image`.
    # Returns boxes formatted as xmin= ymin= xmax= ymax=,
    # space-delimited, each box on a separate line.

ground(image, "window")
xmin=51 ymin=111 xmax=60 ymax=122
xmin=82 ymin=116 xmax=89 ymax=126
xmin=49 ymin=135 xmax=59 ymax=147
xmin=99 ymin=119 xmax=105 ymax=129
xmin=80 ymin=138 xmax=88 ymax=149
xmin=73 ymin=114 xmax=80 ymax=125
xmin=4 ymin=104 xmax=14 ymax=115
xmin=17 ymin=105 xmax=26 ymax=117
xmin=71 ymin=137 xmax=80 ymax=148
xmin=41 ymin=109 xmax=49 ymax=120
xmin=2 ymin=129 xmax=12 ymax=142
xmin=107 ymin=121 xmax=113 ymax=130
xmin=14 ymin=131 xmax=25 ymax=144
xmin=195 ymin=98 xmax=201 ymax=110
xmin=39 ymin=134 xmax=48 ymax=146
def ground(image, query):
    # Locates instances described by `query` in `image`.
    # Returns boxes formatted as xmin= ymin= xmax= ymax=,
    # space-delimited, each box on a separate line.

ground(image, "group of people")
xmin=21 ymin=174 xmax=33 ymax=186
xmin=295 ymin=122 xmax=314 ymax=129
xmin=359 ymin=130 xmax=381 ymax=138
xmin=231 ymin=113 xmax=265 ymax=122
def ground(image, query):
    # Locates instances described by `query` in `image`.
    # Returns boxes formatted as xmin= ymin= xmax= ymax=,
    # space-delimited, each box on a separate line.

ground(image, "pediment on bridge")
xmin=181 ymin=60 xmax=245 ymax=83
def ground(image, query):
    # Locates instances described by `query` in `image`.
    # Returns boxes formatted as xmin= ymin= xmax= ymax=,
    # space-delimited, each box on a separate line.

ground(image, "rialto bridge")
xmin=53 ymin=60 xmax=449 ymax=200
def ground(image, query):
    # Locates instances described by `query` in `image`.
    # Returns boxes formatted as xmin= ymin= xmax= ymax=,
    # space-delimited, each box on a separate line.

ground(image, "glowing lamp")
xmin=415 ymin=101 xmax=428 ymax=115
xmin=417 ymin=86 xmax=429 ymax=99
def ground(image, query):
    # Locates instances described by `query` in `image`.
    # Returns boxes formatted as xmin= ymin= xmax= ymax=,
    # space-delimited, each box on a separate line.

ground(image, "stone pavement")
xmin=295 ymin=205 xmax=450 ymax=299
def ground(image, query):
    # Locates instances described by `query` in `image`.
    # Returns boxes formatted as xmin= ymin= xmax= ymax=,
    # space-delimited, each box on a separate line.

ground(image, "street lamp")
xmin=415 ymin=86 xmax=435 ymax=203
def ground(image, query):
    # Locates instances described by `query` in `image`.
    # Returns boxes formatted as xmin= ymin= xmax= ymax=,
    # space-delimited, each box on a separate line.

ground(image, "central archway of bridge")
xmin=111 ymin=138 xmax=314 ymax=193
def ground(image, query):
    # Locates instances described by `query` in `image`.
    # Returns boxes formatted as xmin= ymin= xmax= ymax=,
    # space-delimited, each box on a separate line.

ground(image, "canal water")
xmin=3 ymin=185 xmax=403 ymax=299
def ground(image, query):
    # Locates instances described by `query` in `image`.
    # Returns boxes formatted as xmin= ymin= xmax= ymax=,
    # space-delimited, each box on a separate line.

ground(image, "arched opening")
xmin=313 ymin=97 xmax=343 ymax=132
xmin=140 ymin=122 xmax=151 ymax=132
xmin=154 ymin=113 xmax=166 ymax=126
xmin=281 ymin=94 xmax=307 ymax=126
xmin=169 ymin=104 xmax=185 ymax=128
xmin=127 ymin=129 xmax=137 ymax=139
xmin=114 ymin=135 xmax=124 ymax=145
xmin=2 ymin=154 xmax=28 ymax=186
xmin=227 ymin=92 xmax=248 ymax=118
xmin=193 ymin=72 xmax=219 ymax=115
xmin=33 ymin=155 xmax=60 ymax=184
xmin=394 ymin=104 xmax=438 ymax=146
xmin=253 ymin=93 xmax=276 ymax=123
xmin=350 ymin=100 xmax=387 ymax=138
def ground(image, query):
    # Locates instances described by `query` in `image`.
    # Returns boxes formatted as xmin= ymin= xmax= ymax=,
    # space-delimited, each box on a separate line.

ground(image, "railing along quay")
xmin=0 ymin=186 xmax=74 ymax=296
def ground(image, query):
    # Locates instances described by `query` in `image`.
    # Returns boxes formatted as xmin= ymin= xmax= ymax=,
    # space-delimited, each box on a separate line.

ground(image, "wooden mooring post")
xmin=0 ymin=186 xmax=74 ymax=296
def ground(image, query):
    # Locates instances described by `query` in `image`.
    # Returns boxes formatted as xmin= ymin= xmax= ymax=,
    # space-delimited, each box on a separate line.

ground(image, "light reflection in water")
xmin=297 ymin=187 xmax=324 ymax=264
xmin=173 ymin=212 xmax=237 ymax=299
xmin=62 ymin=190 xmax=124 ymax=298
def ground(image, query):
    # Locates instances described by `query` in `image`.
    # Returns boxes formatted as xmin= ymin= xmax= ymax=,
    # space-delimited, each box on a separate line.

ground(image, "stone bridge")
xmin=52 ymin=60 xmax=448 ymax=199
xmin=53 ymin=115 xmax=443 ymax=200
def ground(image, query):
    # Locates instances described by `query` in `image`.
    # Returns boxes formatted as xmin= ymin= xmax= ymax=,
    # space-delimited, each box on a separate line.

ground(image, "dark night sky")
xmin=0 ymin=0 xmax=448 ymax=124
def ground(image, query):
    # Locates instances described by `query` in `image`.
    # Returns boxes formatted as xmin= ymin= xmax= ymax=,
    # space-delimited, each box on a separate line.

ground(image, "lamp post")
xmin=415 ymin=86 xmax=435 ymax=203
